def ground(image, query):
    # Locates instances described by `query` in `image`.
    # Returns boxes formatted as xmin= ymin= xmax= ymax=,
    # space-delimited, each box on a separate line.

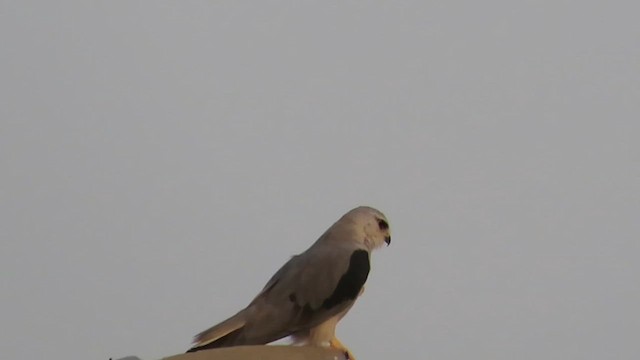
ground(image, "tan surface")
xmin=162 ymin=345 xmax=347 ymax=360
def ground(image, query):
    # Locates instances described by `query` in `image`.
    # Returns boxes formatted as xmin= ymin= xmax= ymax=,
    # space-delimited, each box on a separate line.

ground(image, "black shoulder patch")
xmin=322 ymin=250 xmax=370 ymax=310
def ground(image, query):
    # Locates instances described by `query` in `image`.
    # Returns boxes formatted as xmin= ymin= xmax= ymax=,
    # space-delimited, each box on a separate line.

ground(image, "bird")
xmin=186 ymin=206 xmax=391 ymax=359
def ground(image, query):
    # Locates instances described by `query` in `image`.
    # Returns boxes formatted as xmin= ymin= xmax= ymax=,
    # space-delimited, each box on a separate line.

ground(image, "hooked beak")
xmin=384 ymin=235 xmax=391 ymax=246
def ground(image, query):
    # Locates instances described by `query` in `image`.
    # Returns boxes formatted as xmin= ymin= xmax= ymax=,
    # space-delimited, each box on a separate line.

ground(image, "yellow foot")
xmin=330 ymin=337 xmax=355 ymax=360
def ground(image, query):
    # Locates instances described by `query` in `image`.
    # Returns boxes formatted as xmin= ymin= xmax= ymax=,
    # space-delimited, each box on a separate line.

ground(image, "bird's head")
xmin=337 ymin=206 xmax=391 ymax=251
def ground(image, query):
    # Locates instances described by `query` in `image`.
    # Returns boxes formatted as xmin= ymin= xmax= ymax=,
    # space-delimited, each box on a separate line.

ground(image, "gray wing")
xmin=240 ymin=244 xmax=371 ymax=344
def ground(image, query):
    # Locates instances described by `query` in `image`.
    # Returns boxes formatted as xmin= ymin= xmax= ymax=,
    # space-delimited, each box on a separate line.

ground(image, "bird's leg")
xmin=329 ymin=336 xmax=355 ymax=360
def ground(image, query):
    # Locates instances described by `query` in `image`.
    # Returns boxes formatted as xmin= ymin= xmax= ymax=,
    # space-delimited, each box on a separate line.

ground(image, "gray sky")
xmin=1 ymin=2 xmax=639 ymax=360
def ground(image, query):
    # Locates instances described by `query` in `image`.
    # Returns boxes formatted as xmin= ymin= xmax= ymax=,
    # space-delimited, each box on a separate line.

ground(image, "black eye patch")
xmin=377 ymin=218 xmax=389 ymax=230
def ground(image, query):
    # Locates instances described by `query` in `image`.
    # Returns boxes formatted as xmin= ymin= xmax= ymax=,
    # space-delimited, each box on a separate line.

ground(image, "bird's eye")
xmin=377 ymin=219 xmax=389 ymax=230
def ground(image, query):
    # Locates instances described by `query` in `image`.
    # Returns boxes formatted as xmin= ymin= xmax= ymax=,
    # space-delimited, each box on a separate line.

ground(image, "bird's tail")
xmin=187 ymin=309 xmax=248 ymax=352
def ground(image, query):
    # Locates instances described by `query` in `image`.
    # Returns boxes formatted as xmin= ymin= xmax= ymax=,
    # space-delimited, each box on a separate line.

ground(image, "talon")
xmin=329 ymin=337 xmax=355 ymax=360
